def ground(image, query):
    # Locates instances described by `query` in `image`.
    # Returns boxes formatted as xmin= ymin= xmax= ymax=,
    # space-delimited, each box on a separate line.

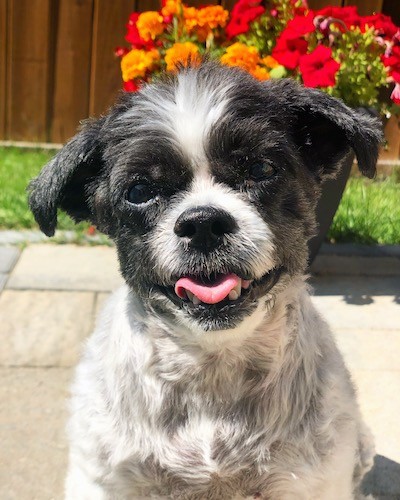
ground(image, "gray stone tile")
xmin=0 ymin=367 xmax=71 ymax=500
xmin=311 ymin=255 xmax=400 ymax=276
xmin=0 ymin=246 xmax=20 ymax=273
xmin=333 ymin=329 xmax=400 ymax=371
xmin=7 ymin=244 xmax=123 ymax=292
xmin=0 ymin=290 xmax=95 ymax=367
xmin=311 ymin=295 xmax=400 ymax=331
xmin=311 ymin=275 xmax=400 ymax=298
xmin=352 ymin=370 xmax=400 ymax=464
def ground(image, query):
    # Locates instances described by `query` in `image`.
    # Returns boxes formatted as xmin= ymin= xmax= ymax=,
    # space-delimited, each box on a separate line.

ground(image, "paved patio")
xmin=0 ymin=244 xmax=399 ymax=499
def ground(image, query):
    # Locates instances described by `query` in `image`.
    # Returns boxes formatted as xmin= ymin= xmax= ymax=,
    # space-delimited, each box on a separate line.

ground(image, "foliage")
xmin=328 ymin=172 xmax=400 ymax=245
xmin=116 ymin=0 xmax=400 ymax=113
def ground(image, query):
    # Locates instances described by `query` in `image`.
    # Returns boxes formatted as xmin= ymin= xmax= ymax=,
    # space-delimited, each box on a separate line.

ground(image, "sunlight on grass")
xmin=328 ymin=174 xmax=400 ymax=244
xmin=0 ymin=146 xmax=89 ymax=233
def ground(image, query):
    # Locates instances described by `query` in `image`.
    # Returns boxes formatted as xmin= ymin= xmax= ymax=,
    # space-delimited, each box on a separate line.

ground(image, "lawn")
xmin=0 ymin=146 xmax=399 ymax=245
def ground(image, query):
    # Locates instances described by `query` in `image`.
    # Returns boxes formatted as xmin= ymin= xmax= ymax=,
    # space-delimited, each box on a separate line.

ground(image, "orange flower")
xmin=196 ymin=6 xmax=229 ymax=30
xmin=251 ymin=66 xmax=270 ymax=80
xmin=161 ymin=0 xmax=182 ymax=17
xmin=183 ymin=5 xmax=228 ymax=37
xmin=220 ymin=43 xmax=260 ymax=72
xmin=262 ymin=56 xmax=279 ymax=69
xmin=121 ymin=49 xmax=160 ymax=81
xmin=183 ymin=7 xmax=198 ymax=32
xmin=137 ymin=11 xmax=164 ymax=41
xmin=165 ymin=42 xmax=200 ymax=72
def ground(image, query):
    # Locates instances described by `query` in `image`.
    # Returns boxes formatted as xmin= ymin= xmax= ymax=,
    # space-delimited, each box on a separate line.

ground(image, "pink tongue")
xmin=175 ymin=274 xmax=240 ymax=305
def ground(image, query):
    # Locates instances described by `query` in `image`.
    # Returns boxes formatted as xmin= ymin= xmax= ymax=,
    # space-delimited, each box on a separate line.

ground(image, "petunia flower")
xmin=390 ymin=83 xmax=400 ymax=104
xmin=226 ymin=0 xmax=264 ymax=39
xmin=299 ymin=45 xmax=340 ymax=88
xmin=272 ymin=34 xmax=308 ymax=70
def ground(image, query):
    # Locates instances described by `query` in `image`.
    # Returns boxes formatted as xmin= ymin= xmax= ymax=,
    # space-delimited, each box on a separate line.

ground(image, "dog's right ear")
xmin=28 ymin=117 xmax=106 ymax=237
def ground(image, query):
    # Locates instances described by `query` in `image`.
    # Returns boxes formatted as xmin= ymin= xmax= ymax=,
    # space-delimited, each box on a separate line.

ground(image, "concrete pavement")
xmin=0 ymin=244 xmax=399 ymax=499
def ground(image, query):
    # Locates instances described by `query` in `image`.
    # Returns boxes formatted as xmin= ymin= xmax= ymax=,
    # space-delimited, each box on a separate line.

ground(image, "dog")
xmin=29 ymin=62 xmax=382 ymax=499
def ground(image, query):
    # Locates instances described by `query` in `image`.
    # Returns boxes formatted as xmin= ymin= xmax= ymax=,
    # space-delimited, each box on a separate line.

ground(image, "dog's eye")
xmin=127 ymin=183 xmax=154 ymax=204
xmin=249 ymin=162 xmax=276 ymax=181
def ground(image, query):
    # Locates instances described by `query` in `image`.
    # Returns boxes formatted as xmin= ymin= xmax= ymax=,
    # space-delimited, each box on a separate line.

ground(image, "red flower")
xmin=125 ymin=12 xmax=155 ymax=49
xmin=391 ymin=83 xmax=400 ymax=104
xmin=299 ymin=45 xmax=340 ymax=88
xmin=284 ymin=12 xmax=315 ymax=39
xmin=316 ymin=6 xmax=360 ymax=30
xmin=114 ymin=46 xmax=129 ymax=58
xmin=226 ymin=0 xmax=264 ymax=39
xmin=272 ymin=33 xmax=308 ymax=70
xmin=362 ymin=13 xmax=399 ymax=39
xmin=123 ymin=80 xmax=140 ymax=92
xmin=383 ymin=45 xmax=400 ymax=82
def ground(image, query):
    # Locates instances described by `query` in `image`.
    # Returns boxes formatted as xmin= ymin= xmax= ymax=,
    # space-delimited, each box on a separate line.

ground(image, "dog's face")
xmin=29 ymin=63 xmax=381 ymax=335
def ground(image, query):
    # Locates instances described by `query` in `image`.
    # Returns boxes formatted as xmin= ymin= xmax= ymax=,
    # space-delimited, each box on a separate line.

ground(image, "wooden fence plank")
xmin=89 ymin=0 xmax=135 ymax=118
xmin=383 ymin=0 xmax=400 ymax=26
xmin=308 ymin=0 xmax=342 ymax=8
xmin=6 ymin=0 xmax=53 ymax=141
xmin=51 ymin=0 xmax=94 ymax=143
xmin=344 ymin=0 xmax=383 ymax=16
xmin=0 ymin=0 xmax=7 ymax=139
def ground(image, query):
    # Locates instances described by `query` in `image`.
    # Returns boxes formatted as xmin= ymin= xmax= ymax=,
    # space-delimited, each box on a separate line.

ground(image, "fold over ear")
xmin=267 ymin=79 xmax=384 ymax=181
xmin=28 ymin=117 xmax=105 ymax=236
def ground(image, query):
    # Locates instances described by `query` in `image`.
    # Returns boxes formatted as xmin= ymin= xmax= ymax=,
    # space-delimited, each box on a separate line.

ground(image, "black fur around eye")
xmin=127 ymin=183 xmax=154 ymax=204
xmin=249 ymin=162 xmax=276 ymax=182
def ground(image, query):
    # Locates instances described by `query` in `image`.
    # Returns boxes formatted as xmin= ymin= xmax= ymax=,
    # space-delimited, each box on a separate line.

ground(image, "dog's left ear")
xmin=28 ymin=116 xmax=106 ymax=236
xmin=269 ymin=80 xmax=383 ymax=182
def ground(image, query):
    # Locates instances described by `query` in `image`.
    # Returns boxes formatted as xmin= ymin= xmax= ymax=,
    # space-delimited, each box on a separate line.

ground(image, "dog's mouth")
xmin=157 ymin=266 xmax=284 ymax=312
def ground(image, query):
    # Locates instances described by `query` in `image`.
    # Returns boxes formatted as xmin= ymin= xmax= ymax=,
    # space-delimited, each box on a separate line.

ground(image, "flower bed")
xmin=116 ymin=0 xmax=400 ymax=115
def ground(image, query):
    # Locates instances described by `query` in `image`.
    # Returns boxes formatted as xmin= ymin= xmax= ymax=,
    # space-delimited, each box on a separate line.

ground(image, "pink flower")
xmin=391 ymin=83 xmax=400 ymax=104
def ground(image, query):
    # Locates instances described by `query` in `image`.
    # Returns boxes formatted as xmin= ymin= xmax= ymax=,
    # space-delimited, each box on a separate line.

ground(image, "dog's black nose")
xmin=174 ymin=206 xmax=237 ymax=250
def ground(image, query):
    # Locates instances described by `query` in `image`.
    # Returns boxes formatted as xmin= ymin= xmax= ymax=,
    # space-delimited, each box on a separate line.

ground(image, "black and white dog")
xmin=29 ymin=63 xmax=381 ymax=499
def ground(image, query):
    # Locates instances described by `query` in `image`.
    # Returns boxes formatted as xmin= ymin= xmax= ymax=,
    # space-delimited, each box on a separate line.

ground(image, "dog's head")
xmin=29 ymin=63 xmax=382 ymax=335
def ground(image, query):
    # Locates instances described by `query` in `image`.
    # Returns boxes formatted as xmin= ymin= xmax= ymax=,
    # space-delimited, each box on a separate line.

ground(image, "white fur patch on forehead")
xmin=171 ymin=72 xmax=232 ymax=164
xmin=125 ymin=71 xmax=233 ymax=170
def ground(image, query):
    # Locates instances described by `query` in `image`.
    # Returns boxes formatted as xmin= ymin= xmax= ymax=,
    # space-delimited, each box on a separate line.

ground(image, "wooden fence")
xmin=1 ymin=0 xmax=400 ymax=151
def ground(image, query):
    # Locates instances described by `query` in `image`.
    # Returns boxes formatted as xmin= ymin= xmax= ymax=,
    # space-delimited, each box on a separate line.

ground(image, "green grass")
xmin=0 ymin=146 xmax=90 ymax=234
xmin=328 ymin=173 xmax=400 ymax=245
xmin=0 ymin=146 xmax=399 ymax=245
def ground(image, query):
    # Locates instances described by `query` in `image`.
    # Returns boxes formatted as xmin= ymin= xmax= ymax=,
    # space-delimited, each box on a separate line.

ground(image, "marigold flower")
xmin=262 ymin=56 xmax=279 ymax=69
xmin=220 ymin=43 xmax=260 ymax=72
xmin=183 ymin=7 xmax=198 ymax=33
xmin=161 ymin=0 xmax=181 ymax=17
xmin=196 ymin=6 xmax=229 ymax=30
xmin=251 ymin=66 xmax=270 ymax=80
xmin=165 ymin=42 xmax=200 ymax=72
xmin=121 ymin=49 xmax=160 ymax=81
xmin=125 ymin=12 xmax=155 ymax=49
xmin=137 ymin=11 xmax=164 ymax=42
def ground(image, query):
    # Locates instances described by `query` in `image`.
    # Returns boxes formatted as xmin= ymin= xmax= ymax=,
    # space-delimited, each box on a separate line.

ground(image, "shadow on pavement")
xmin=362 ymin=455 xmax=400 ymax=499
xmin=310 ymin=275 xmax=400 ymax=306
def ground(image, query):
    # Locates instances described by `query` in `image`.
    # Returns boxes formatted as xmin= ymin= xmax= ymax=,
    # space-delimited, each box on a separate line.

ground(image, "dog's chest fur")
xmin=70 ymin=284 xmax=357 ymax=499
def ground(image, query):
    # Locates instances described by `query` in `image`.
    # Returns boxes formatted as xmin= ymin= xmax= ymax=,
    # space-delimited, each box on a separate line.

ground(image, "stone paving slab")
xmin=312 ymin=295 xmax=400 ymax=330
xmin=0 ymin=291 xmax=95 ymax=367
xmin=353 ymin=370 xmax=400 ymax=464
xmin=333 ymin=329 xmax=400 ymax=371
xmin=311 ymin=255 xmax=400 ymax=276
xmin=0 ymin=246 xmax=20 ymax=273
xmin=0 ymin=273 xmax=7 ymax=292
xmin=6 ymin=244 xmax=123 ymax=292
xmin=0 ymin=367 xmax=71 ymax=500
